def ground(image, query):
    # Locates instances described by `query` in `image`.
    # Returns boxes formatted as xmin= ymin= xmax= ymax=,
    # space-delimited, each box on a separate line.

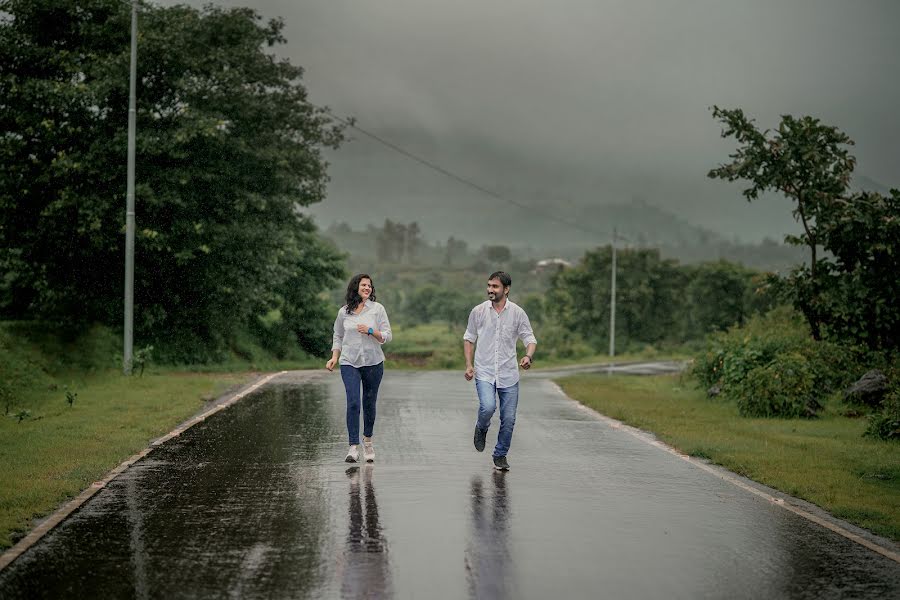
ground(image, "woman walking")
xmin=326 ymin=274 xmax=392 ymax=463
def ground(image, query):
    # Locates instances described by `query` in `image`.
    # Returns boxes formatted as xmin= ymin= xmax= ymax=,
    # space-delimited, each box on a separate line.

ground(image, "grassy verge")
xmin=556 ymin=373 xmax=900 ymax=542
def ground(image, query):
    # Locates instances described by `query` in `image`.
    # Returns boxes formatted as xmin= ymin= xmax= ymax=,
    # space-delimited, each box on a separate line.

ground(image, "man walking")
xmin=464 ymin=271 xmax=537 ymax=471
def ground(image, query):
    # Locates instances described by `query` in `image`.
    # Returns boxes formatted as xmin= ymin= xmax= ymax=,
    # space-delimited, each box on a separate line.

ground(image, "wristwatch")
xmin=367 ymin=327 xmax=374 ymax=336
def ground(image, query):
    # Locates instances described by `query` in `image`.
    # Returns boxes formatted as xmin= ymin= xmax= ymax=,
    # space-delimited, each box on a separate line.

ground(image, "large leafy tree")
xmin=708 ymin=107 xmax=855 ymax=339
xmin=709 ymin=107 xmax=899 ymax=353
xmin=1 ymin=0 xmax=346 ymax=359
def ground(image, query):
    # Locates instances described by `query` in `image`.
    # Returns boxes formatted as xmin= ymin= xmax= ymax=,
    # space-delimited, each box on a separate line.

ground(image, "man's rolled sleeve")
xmin=463 ymin=307 xmax=479 ymax=343
xmin=518 ymin=312 xmax=537 ymax=346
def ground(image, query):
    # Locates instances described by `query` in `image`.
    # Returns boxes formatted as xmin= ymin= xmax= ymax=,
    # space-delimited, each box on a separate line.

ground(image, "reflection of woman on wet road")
xmin=326 ymin=274 xmax=393 ymax=463
xmin=342 ymin=466 xmax=391 ymax=598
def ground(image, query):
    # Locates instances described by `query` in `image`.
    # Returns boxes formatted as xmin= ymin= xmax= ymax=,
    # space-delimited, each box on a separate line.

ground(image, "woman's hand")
xmin=325 ymin=357 xmax=337 ymax=371
xmin=356 ymin=324 xmax=370 ymax=335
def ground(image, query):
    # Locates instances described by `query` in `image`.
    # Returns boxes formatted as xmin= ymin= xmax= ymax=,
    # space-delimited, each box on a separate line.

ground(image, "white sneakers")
xmin=345 ymin=440 xmax=375 ymax=463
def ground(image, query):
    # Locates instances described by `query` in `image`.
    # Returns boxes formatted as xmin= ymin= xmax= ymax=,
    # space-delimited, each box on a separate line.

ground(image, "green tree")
xmin=375 ymin=220 xmax=423 ymax=264
xmin=483 ymin=245 xmax=511 ymax=264
xmin=548 ymin=247 xmax=688 ymax=350
xmin=402 ymin=284 xmax=477 ymax=327
xmin=444 ymin=235 xmax=468 ymax=266
xmin=813 ymin=189 xmax=900 ymax=351
xmin=0 ymin=1 xmax=346 ymax=359
xmin=708 ymin=107 xmax=856 ymax=339
xmin=685 ymin=261 xmax=758 ymax=337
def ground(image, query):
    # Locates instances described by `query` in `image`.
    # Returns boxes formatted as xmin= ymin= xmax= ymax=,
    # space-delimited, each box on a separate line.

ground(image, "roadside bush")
xmin=736 ymin=352 xmax=821 ymax=418
xmin=691 ymin=306 xmax=871 ymax=418
xmin=537 ymin=324 xmax=593 ymax=361
xmin=806 ymin=340 xmax=871 ymax=392
xmin=865 ymin=388 xmax=900 ymax=441
xmin=691 ymin=306 xmax=810 ymax=391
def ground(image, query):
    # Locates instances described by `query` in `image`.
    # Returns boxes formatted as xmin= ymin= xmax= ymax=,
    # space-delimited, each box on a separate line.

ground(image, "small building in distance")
xmin=534 ymin=258 xmax=573 ymax=274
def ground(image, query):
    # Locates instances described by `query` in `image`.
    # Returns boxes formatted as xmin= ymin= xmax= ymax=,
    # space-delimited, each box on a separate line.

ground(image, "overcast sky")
xmin=165 ymin=0 xmax=899 ymax=245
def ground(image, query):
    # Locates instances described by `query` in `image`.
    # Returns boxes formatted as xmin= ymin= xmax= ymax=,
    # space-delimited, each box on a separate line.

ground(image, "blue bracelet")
xmin=368 ymin=327 xmax=374 ymax=336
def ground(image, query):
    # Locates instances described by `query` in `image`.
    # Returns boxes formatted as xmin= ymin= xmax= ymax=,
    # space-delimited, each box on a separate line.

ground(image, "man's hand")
xmin=519 ymin=355 xmax=532 ymax=370
xmin=465 ymin=365 xmax=475 ymax=381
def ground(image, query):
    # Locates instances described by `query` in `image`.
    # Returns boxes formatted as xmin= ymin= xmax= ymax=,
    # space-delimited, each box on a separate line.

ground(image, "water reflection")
xmin=0 ymin=382 xmax=334 ymax=599
xmin=341 ymin=466 xmax=391 ymax=599
xmin=465 ymin=471 xmax=513 ymax=599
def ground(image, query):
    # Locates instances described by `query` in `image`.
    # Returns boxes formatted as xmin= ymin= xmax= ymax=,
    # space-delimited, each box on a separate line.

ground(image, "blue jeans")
xmin=475 ymin=379 xmax=519 ymax=458
xmin=341 ymin=362 xmax=384 ymax=445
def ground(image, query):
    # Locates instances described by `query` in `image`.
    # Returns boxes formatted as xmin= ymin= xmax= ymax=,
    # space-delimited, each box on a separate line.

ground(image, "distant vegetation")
xmin=328 ymin=219 xmax=779 ymax=364
xmin=323 ymin=204 xmax=807 ymax=273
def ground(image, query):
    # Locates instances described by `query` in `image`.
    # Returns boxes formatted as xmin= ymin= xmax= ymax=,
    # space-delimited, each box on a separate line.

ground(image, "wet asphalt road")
xmin=1 ymin=369 xmax=899 ymax=599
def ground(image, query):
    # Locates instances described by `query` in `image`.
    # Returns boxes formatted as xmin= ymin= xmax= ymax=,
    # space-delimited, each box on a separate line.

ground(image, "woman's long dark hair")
xmin=345 ymin=274 xmax=376 ymax=314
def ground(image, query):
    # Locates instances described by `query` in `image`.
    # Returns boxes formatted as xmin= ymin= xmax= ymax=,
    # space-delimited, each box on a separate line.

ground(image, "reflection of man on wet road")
xmin=465 ymin=472 xmax=513 ymax=599
xmin=464 ymin=271 xmax=537 ymax=471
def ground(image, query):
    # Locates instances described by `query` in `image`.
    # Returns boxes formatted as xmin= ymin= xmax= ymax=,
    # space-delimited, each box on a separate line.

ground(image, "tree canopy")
xmin=0 ymin=0 xmax=346 ymax=360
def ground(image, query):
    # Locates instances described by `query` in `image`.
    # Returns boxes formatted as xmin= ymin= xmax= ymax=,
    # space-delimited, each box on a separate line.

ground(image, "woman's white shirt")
xmin=332 ymin=301 xmax=393 ymax=367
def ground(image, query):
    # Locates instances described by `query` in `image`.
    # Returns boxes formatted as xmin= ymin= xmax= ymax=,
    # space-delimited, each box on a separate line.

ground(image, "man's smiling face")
xmin=487 ymin=278 xmax=507 ymax=302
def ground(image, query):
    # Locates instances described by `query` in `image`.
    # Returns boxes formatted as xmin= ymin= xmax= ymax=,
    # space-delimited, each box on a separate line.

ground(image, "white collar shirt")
xmin=332 ymin=301 xmax=393 ymax=368
xmin=463 ymin=299 xmax=537 ymax=388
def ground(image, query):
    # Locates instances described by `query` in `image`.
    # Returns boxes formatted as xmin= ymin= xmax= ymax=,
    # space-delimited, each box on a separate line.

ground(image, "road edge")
xmin=547 ymin=380 xmax=900 ymax=566
xmin=0 ymin=371 xmax=287 ymax=572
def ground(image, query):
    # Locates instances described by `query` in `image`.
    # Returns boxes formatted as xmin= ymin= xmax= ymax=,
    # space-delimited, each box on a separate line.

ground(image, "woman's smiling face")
xmin=358 ymin=278 xmax=372 ymax=300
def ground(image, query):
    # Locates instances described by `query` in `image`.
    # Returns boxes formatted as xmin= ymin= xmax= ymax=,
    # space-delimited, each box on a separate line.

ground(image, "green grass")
xmin=556 ymin=373 xmax=900 ymax=542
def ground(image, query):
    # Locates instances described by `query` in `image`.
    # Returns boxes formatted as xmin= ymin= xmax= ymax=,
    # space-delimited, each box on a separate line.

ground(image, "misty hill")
xmin=560 ymin=197 xmax=729 ymax=247
xmin=321 ymin=196 xmax=807 ymax=273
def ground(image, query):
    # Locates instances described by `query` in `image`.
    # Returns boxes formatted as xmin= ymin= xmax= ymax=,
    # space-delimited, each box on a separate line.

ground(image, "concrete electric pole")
xmin=609 ymin=228 xmax=617 ymax=358
xmin=123 ymin=1 xmax=138 ymax=374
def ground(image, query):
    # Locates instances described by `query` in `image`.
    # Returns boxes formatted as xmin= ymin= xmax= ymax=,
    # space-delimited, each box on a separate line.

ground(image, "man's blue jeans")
xmin=475 ymin=379 xmax=519 ymax=458
xmin=341 ymin=362 xmax=384 ymax=445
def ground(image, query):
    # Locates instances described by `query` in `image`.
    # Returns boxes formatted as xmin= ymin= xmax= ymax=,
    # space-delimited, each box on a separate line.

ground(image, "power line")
xmin=307 ymin=101 xmax=627 ymax=242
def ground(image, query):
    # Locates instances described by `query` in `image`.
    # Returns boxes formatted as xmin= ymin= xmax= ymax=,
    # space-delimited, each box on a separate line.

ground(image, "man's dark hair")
xmin=488 ymin=271 xmax=512 ymax=288
xmin=345 ymin=273 xmax=375 ymax=314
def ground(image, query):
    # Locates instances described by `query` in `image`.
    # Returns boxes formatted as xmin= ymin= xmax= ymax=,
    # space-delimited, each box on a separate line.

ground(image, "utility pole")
xmin=123 ymin=0 xmax=138 ymax=375
xmin=609 ymin=228 xmax=617 ymax=358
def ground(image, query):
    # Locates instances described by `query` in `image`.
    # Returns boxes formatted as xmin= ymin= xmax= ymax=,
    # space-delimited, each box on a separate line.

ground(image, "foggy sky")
xmin=164 ymin=0 xmax=900 ymax=246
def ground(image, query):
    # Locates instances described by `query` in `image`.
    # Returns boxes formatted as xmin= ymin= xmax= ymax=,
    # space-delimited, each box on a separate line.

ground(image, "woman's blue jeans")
xmin=475 ymin=379 xmax=519 ymax=458
xmin=340 ymin=362 xmax=384 ymax=445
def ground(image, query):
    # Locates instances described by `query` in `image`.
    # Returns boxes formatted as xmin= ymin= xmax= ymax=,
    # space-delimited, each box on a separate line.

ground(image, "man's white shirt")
xmin=464 ymin=300 xmax=537 ymax=388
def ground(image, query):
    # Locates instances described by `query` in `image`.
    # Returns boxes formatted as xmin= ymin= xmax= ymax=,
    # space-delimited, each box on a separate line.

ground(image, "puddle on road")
xmin=0 ymin=382 xmax=338 ymax=599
